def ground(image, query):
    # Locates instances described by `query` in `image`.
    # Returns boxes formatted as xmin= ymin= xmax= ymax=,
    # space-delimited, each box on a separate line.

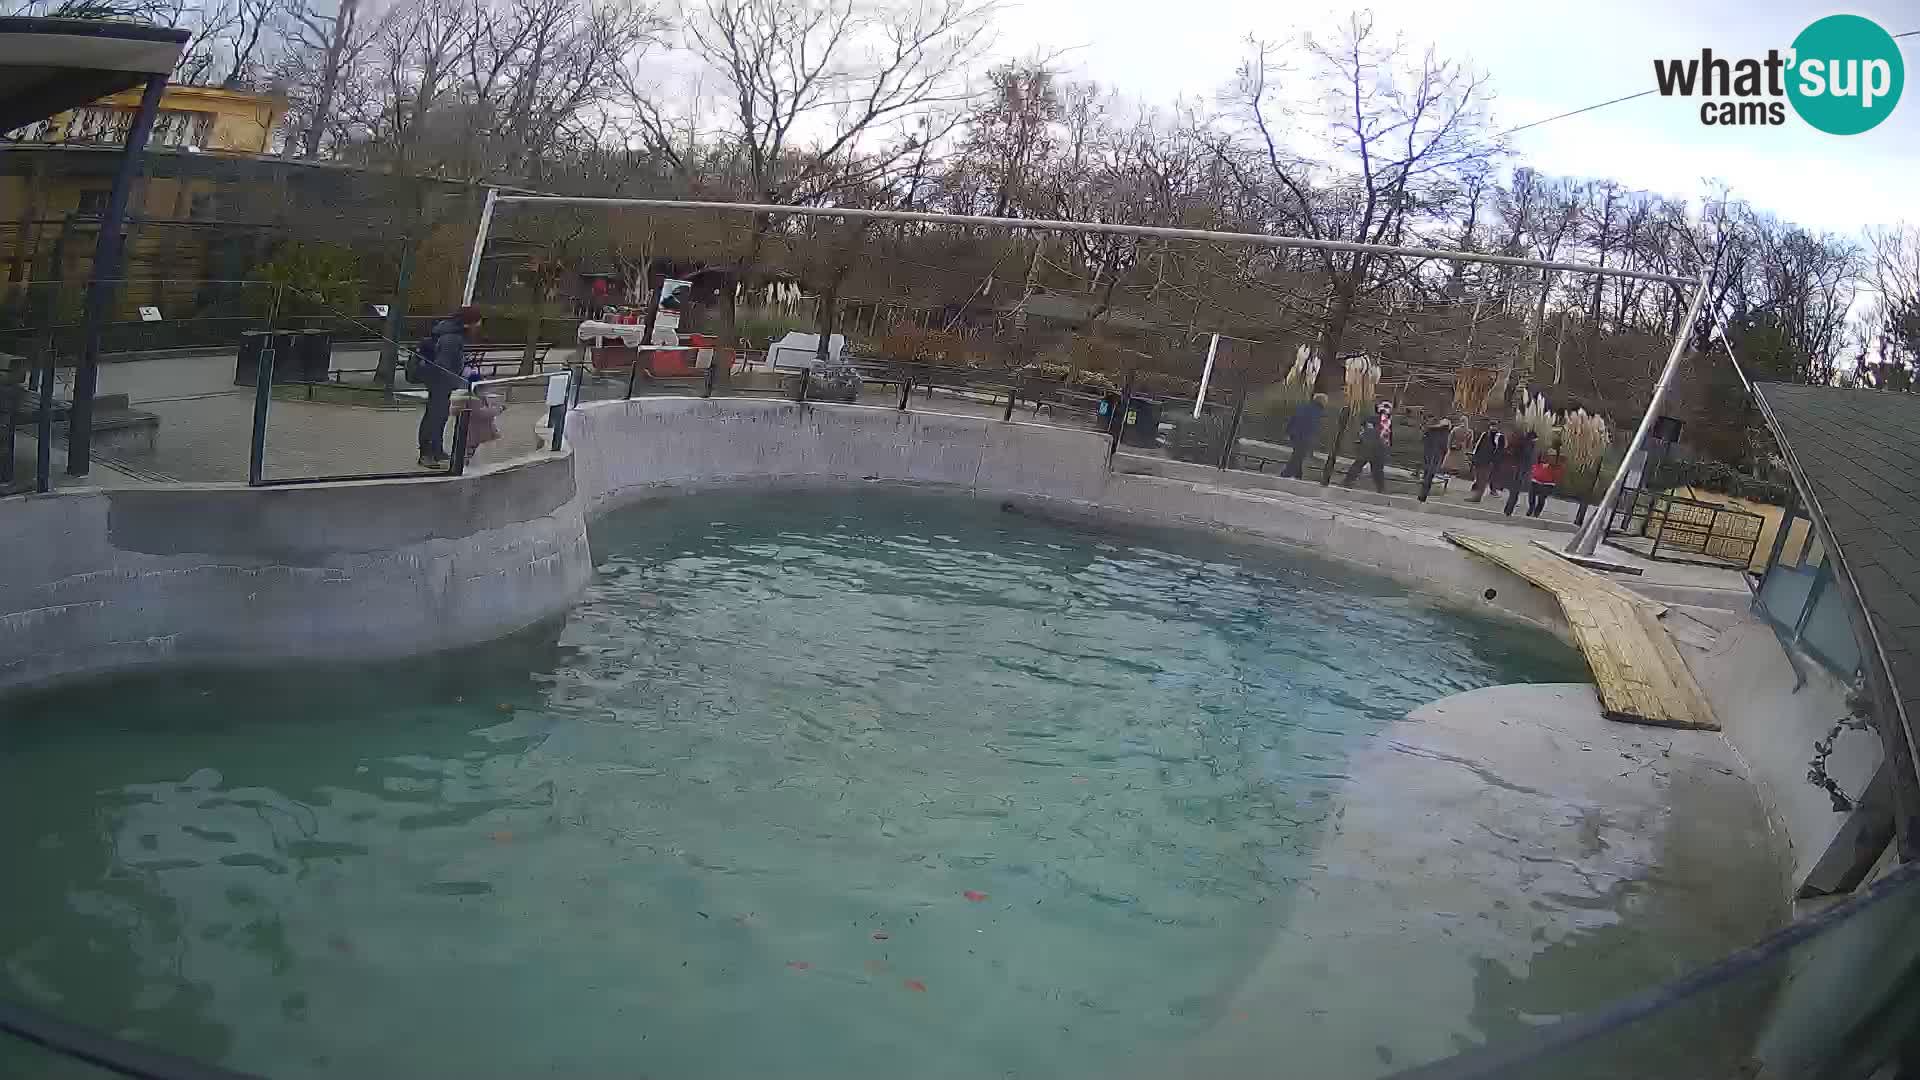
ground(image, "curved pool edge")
xmin=569 ymin=396 xmax=1574 ymax=641
xmin=0 ymin=452 xmax=593 ymax=697
xmin=0 ymin=395 xmax=1568 ymax=697
xmin=1164 ymin=681 xmax=1789 ymax=1079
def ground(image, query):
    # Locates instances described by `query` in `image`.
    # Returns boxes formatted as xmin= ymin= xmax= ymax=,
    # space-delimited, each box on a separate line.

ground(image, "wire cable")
xmin=1498 ymin=28 xmax=1913 ymax=137
xmin=1496 ymin=90 xmax=1658 ymax=138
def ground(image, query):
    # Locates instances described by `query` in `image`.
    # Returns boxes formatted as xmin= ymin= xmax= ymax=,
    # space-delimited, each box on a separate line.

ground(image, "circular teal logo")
xmin=1787 ymin=14 xmax=1903 ymax=135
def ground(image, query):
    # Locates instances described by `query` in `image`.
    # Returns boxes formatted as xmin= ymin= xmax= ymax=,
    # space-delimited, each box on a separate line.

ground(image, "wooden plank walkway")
xmin=1446 ymin=532 xmax=1719 ymax=730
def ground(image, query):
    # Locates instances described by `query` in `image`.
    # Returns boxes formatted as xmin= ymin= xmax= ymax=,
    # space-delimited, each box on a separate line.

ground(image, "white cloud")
xmin=985 ymin=0 xmax=1918 ymax=232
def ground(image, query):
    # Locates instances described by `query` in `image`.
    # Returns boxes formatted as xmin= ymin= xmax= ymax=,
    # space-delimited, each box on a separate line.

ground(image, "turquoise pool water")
xmin=0 ymin=491 xmax=1592 ymax=1078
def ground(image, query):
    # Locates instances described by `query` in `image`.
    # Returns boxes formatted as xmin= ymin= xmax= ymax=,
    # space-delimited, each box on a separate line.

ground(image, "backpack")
xmin=404 ymin=333 xmax=433 ymax=384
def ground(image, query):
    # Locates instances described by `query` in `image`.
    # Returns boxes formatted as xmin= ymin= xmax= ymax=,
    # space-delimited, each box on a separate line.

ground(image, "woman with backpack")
xmin=415 ymin=306 xmax=483 ymax=470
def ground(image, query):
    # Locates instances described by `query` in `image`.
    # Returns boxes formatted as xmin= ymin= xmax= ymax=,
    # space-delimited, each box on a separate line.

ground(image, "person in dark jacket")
xmin=1466 ymin=424 xmax=1507 ymax=502
xmin=1342 ymin=400 xmax=1394 ymax=492
xmin=1417 ymin=413 xmax=1454 ymax=502
xmin=418 ymin=306 xmax=484 ymax=470
xmin=1503 ymin=430 xmax=1540 ymax=516
xmin=1282 ymin=392 xmax=1328 ymax=478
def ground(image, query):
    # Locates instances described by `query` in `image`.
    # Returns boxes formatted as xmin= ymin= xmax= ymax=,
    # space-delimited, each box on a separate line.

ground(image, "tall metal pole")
xmin=69 ymin=73 xmax=168 ymax=477
xmin=1194 ymin=332 xmax=1220 ymax=418
xmin=461 ymin=187 xmax=498 ymax=306
xmin=1568 ymin=271 xmax=1712 ymax=556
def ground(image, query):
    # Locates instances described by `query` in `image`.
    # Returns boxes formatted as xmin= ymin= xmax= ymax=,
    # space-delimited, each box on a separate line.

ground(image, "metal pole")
xmin=1106 ymin=370 xmax=1136 ymax=467
xmin=70 ymin=73 xmax=168 ymax=477
xmin=448 ymin=405 xmax=470 ymax=476
xmin=1217 ymin=379 xmax=1249 ymax=471
xmin=1568 ymin=272 xmax=1712 ymax=556
xmin=460 ymin=188 xmax=498 ymax=306
xmin=247 ymin=347 xmax=274 ymax=486
xmin=1194 ymin=332 xmax=1219 ymax=418
xmin=35 ymin=358 xmax=54 ymax=493
xmin=551 ymin=373 xmax=570 ymax=452
xmin=492 ymin=197 xmax=1694 ymax=287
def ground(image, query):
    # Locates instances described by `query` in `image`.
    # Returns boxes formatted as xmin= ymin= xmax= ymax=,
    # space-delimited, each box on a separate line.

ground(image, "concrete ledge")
xmin=1116 ymin=452 xmax=1579 ymax=534
xmin=568 ymin=396 xmax=1571 ymax=638
xmin=0 ymin=453 xmax=592 ymax=695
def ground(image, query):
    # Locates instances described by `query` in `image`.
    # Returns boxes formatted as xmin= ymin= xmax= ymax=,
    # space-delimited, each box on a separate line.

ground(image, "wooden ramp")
xmin=1446 ymin=532 xmax=1719 ymax=731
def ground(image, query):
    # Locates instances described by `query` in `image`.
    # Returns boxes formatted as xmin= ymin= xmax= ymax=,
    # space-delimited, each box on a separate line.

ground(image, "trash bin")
xmin=266 ymin=331 xmax=300 ymax=383
xmin=235 ymin=330 xmax=267 ymax=385
xmin=1123 ymin=396 xmax=1161 ymax=447
xmin=294 ymin=329 xmax=333 ymax=382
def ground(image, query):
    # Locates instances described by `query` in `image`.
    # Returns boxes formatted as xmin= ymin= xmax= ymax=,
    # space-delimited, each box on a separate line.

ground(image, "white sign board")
xmin=138 ymin=306 xmax=162 ymax=322
xmin=545 ymin=372 xmax=570 ymax=407
xmin=659 ymin=277 xmax=693 ymax=308
xmin=768 ymin=332 xmax=845 ymax=369
xmin=372 ymin=304 xmax=390 ymax=317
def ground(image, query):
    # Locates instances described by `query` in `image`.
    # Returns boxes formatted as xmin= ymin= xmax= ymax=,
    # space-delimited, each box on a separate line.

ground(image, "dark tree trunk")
xmin=814 ymin=279 xmax=840 ymax=365
xmin=1311 ymin=282 xmax=1357 ymax=396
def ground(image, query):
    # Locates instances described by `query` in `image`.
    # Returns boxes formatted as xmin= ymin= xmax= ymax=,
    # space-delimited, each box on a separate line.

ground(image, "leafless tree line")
xmin=29 ymin=0 xmax=1907 ymax=404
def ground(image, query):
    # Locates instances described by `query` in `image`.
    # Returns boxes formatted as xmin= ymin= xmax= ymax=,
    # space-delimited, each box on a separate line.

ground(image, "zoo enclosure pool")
xmin=5 ymin=488 xmax=1909 ymax=1078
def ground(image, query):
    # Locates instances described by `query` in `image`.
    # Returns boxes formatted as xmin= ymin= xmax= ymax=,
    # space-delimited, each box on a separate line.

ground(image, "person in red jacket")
xmin=1527 ymin=450 xmax=1564 ymax=518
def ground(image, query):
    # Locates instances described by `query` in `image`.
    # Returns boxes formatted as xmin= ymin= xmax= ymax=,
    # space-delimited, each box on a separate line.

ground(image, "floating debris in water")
xmin=871 ymin=931 xmax=890 ymax=941
xmin=489 ymin=831 xmax=513 ymax=844
xmin=786 ymin=961 xmax=811 ymax=971
xmin=904 ymin=979 xmax=927 ymax=992
xmin=963 ymin=890 xmax=989 ymax=902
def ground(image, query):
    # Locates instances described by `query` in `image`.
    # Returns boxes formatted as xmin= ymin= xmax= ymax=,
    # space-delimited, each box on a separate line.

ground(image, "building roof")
xmin=0 ymin=17 xmax=188 ymax=133
xmin=1754 ymin=382 xmax=1920 ymax=753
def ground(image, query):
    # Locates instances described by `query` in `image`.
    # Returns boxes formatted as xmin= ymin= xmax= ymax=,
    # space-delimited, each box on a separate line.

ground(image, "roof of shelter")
xmin=1755 ymin=383 xmax=1920 ymax=712
xmin=0 ymin=17 xmax=188 ymax=134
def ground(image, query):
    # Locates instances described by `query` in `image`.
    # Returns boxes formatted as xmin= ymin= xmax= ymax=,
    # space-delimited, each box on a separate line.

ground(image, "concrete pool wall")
xmin=566 ymin=396 xmax=1572 ymax=635
xmin=0 ymin=452 xmax=591 ymax=695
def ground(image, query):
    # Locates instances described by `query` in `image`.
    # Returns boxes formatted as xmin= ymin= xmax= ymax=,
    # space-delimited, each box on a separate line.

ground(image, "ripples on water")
xmin=0 ymin=490 xmax=1587 ymax=1078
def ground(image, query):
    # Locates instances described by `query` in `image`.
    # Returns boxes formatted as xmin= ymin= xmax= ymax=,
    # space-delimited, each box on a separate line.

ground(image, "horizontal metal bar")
xmin=469 ymin=370 xmax=566 ymax=390
xmin=493 ymin=196 xmax=1694 ymax=286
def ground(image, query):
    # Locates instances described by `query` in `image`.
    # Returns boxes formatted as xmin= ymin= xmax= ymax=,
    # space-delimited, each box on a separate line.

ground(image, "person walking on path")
xmin=1283 ymin=392 xmax=1327 ymax=478
xmin=1504 ymin=430 xmax=1540 ymax=516
xmin=1417 ymin=412 xmax=1454 ymax=502
xmin=1466 ymin=423 xmax=1506 ymax=502
xmin=1527 ymin=448 xmax=1563 ymax=517
xmin=1342 ymin=401 xmax=1394 ymax=493
xmin=417 ymin=306 xmax=483 ymax=470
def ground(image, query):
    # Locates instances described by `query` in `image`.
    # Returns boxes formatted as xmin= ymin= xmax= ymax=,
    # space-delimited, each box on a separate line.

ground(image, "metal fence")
xmin=0 ymin=277 xmax=586 ymax=494
xmin=1606 ymin=489 xmax=1767 ymax=571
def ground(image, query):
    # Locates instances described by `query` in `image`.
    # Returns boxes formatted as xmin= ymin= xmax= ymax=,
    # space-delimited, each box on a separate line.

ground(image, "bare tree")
xmin=1226 ymin=13 xmax=1500 ymax=395
xmin=677 ymin=0 xmax=994 ymax=350
xmin=278 ymin=0 xmax=391 ymax=157
xmin=172 ymin=0 xmax=284 ymax=87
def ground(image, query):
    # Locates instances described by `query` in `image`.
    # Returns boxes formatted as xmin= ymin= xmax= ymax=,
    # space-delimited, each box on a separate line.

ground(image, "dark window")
xmin=190 ymin=192 xmax=216 ymax=220
xmin=75 ymin=189 xmax=110 ymax=216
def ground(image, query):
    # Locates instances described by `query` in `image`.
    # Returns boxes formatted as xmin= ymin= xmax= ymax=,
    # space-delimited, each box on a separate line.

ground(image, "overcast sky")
xmin=987 ymin=0 xmax=1918 ymax=235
